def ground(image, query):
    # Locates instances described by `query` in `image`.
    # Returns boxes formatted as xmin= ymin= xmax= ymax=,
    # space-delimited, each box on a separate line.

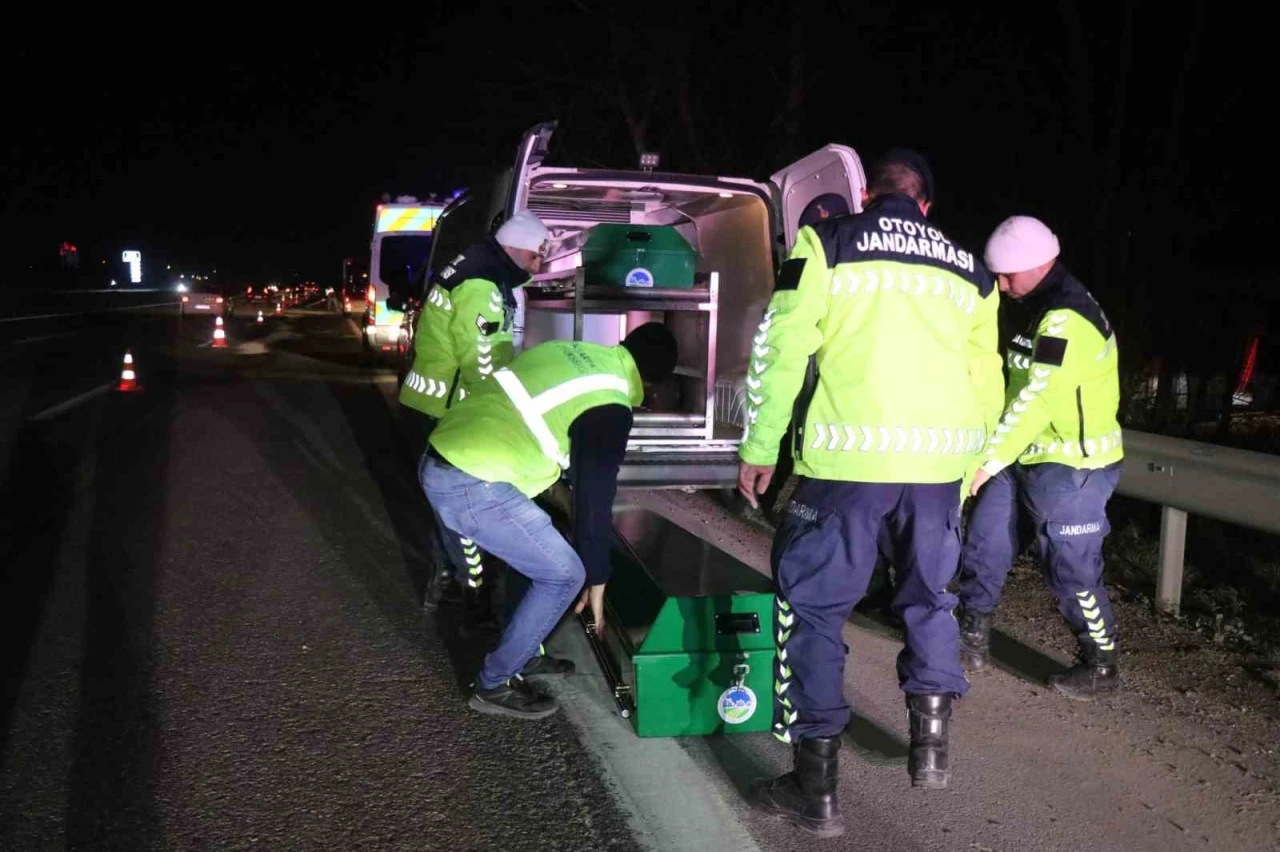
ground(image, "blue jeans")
xmin=419 ymin=453 xmax=584 ymax=689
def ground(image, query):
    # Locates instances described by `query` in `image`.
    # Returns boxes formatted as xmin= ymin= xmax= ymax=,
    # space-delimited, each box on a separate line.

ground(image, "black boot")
xmin=907 ymin=693 xmax=952 ymax=789
xmin=958 ymin=608 xmax=993 ymax=673
xmin=750 ymin=736 xmax=844 ymax=838
xmin=1049 ymin=643 xmax=1119 ymax=700
xmin=459 ymin=582 xmax=501 ymax=638
xmin=423 ymin=566 xmax=463 ymax=610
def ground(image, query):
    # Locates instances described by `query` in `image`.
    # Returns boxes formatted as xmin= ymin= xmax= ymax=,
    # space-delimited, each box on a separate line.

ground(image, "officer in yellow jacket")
xmin=956 ymin=216 xmax=1126 ymax=701
xmin=400 ymin=210 xmax=551 ymax=613
xmin=737 ymin=149 xmax=1004 ymax=836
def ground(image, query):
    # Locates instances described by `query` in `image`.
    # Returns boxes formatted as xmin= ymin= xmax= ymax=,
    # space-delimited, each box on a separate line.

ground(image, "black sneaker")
xmin=521 ymin=654 xmax=576 ymax=677
xmin=468 ymin=675 xmax=559 ymax=720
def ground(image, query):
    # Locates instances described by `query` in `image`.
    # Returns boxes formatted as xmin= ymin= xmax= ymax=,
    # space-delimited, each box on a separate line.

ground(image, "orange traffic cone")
xmin=212 ymin=315 xmax=227 ymax=348
xmin=117 ymin=349 xmax=140 ymax=392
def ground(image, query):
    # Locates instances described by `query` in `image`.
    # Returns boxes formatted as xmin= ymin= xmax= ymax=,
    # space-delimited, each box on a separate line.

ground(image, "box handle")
xmin=715 ymin=612 xmax=761 ymax=635
xmin=626 ymin=231 xmax=653 ymax=242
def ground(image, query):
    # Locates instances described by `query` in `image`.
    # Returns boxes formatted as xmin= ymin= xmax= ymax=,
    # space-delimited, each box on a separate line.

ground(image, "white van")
xmin=403 ymin=121 xmax=866 ymax=490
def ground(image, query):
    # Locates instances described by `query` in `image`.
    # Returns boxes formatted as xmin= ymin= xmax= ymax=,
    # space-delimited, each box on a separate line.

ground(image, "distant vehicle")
xmin=179 ymin=288 xmax=226 ymax=316
xmin=364 ymin=196 xmax=444 ymax=357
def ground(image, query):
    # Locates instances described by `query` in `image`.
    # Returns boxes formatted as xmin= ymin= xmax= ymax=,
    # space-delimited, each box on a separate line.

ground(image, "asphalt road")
xmin=0 ymin=303 xmax=639 ymax=851
xmin=2 ymin=301 xmax=1275 ymax=852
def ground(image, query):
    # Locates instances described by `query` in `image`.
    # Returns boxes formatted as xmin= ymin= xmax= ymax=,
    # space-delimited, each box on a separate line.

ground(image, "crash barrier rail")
xmin=1116 ymin=429 xmax=1280 ymax=616
xmin=714 ymin=377 xmax=1278 ymax=618
xmin=1 ymin=288 xmax=180 ymax=322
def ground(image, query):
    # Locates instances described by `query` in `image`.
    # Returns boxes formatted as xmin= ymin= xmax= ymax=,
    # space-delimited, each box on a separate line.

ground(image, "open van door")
xmin=507 ymin=121 xmax=558 ymax=218
xmin=769 ymin=145 xmax=866 ymax=253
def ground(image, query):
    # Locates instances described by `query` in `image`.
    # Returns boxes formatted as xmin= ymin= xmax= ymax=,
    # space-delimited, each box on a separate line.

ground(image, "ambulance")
xmin=363 ymin=196 xmax=445 ymax=357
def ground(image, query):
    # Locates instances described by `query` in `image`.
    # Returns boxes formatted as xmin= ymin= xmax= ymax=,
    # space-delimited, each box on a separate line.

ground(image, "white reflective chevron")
xmin=806 ymin=424 xmax=987 ymax=454
xmin=746 ymin=375 xmax=762 ymax=390
xmin=829 ymin=266 xmax=978 ymax=315
xmin=1082 ymin=607 xmax=1101 ymax=620
xmin=406 ymin=370 xmax=447 ymax=398
xmin=753 ymin=344 xmax=770 ymax=358
xmin=1087 ymin=618 xmax=1105 ymax=632
xmin=1077 ymin=594 xmax=1098 ymax=609
xmin=748 ymin=392 xmax=764 ymax=406
xmin=811 ymin=423 xmax=828 ymax=450
xmin=427 ymin=288 xmax=454 ymax=311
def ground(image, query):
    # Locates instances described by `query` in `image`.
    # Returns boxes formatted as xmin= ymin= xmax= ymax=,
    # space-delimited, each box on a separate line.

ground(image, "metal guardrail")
xmin=1116 ymin=429 xmax=1280 ymax=615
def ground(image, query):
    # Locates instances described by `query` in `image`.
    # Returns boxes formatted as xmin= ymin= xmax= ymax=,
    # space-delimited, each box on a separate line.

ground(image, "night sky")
xmin=3 ymin=2 xmax=1269 ymax=357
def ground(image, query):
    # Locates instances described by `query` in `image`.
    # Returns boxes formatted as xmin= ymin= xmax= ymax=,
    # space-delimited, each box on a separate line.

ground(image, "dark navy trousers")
xmin=770 ymin=477 xmax=967 ymax=742
xmin=956 ymin=462 xmax=1124 ymax=654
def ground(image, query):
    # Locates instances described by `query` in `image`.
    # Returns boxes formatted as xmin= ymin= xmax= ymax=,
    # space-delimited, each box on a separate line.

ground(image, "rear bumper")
xmin=364 ymin=323 xmax=403 ymax=349
xmin=617 ymin=448 xmax=740 ymax=490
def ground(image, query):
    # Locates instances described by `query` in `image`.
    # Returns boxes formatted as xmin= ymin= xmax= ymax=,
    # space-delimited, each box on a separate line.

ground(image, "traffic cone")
xmin=212 ymin=315 xmax=227 ymax=348
xmin=275 ymin=302 xmax=282 ymax=314
xmin=256 ymin=310 xmax=264 ymax=323
xmin=117 ymin=349 xmax=140 ymax=392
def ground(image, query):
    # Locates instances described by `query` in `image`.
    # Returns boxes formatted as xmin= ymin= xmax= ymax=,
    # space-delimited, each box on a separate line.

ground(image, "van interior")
xmin=519 ymin=177 xmax=777 ymax=441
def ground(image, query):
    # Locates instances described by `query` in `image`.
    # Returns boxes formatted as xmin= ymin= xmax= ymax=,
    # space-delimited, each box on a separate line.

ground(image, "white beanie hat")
xmin=984 ymin=215 xmax=1060 ymax=274
xmin=495 ymin=209 xmax=551 ymax=254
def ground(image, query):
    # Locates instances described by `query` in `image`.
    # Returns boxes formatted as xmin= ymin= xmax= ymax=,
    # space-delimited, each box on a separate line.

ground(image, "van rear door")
xmin=507 ymin=121 xmax=558 ymax=218
xmin=769 ymin=145 xmax=866 ymax=253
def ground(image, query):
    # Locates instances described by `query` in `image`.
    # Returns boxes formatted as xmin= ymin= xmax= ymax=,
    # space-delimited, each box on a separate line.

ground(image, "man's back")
xmin=429 ymin=339 xmax=643 ymax=498
xmin=740 ymin=193 xmax=1003 ymax=485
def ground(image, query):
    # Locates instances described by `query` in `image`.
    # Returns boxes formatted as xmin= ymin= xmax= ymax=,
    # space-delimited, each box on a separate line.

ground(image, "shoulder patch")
xmin=476 ymin=314 xmax=499 ymax=335
xmin=1033 ymin=336 xmax=1068 ymax=366
xmin=775 ymin=258 xmax=806 ymax=292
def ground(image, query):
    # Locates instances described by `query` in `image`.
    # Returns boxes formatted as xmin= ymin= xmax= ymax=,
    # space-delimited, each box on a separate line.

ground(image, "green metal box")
xmin=593 ymin=508 xmax=777 ymax=738
xmin=582 ymin=224 xmax=698 ymax=289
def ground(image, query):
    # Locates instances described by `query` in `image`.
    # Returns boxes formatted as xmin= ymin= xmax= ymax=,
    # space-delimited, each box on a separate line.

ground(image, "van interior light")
xmin=639 ymin=152 xmax=659 ymax=172
xmin=719 ymin=192 xmax=734 ymax=198
xmin=552 ymin=183 xmax=568 ymax=189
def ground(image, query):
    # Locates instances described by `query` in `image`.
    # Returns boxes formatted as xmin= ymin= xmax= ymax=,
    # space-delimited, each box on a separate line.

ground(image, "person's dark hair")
xmin=621 ymin=322 xmax=678 ymax=382
xmin=866 ymin=147 xmax=935 ymax=203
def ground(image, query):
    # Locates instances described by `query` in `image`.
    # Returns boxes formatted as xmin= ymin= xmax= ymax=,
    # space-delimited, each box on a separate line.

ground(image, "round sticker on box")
xmin=717 ymin=684 xmax=758 ymax=724
xmin=624 ymin=267 xmax=654 ymax=287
